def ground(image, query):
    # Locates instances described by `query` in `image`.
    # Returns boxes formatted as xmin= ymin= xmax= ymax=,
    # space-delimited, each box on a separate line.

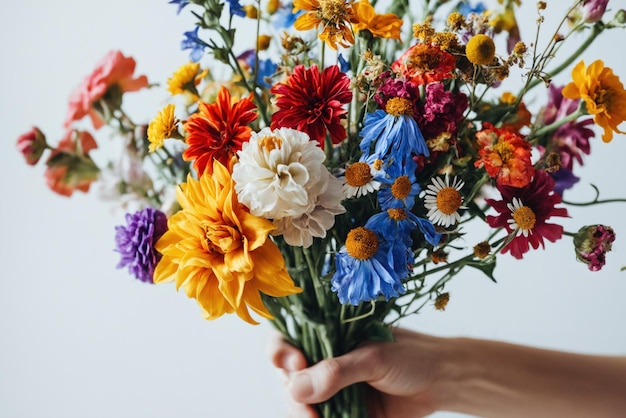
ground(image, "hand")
xmin=268 ymin=328 xmax=446 ymax=418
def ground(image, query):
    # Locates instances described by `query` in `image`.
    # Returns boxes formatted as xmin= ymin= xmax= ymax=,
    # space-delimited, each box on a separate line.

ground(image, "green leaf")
xmin=467 ymin=258 xmax=497 ymax=283
xmin=363 ymin=321 xmax=394 ymax=343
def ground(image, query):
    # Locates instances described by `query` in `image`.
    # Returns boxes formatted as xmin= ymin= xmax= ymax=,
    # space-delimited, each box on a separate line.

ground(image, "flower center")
xmin=387 ymin=208 xmax=407 ymax=221
xmin=436 ymin=187 xmax=462 ymax=215
xmin=317 ymin=0 xmax=347 ymax=22
xmin=205 ymin=224 xmax=242 ymax=254
xmin=345 ymin=227 xmax=379 ymax=260
xmin=493 ymin=140 xmax=514 ymax=162
xmin=512 ymin=206 xmax=536 ymax=231
xmin=385 ymin=97 xmax=414 ymax=116
xmin=258 ymin=135 xmax=283 ymax=152
xmin=408 ymin=47 xmax=440 ymax=71
xmin=391 ymin=175 xmax=412 ymax=199
xmin=345 ymin=161 xmax=372 ymax=187
xmin=594 ymin=87 xmax=612 ymax=109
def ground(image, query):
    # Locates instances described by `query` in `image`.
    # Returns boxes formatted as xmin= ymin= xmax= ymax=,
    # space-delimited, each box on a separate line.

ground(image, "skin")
xmin=268 ymin=328 xmax=626 ymax=418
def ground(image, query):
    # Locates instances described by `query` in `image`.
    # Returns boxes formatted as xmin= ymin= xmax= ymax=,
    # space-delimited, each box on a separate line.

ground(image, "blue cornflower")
xmin=227 ymin=0 xmax=246 ymax=17
xmin=331 ymin=227 xmax=406 ymax=305
xmin=366 ymin=207 xmax=441 ymax=249
xmin=114 ymin=207 xmax=168 ymax=283
xmin=168 ymin=0 xmax=189 ymax=14
xmin=458 ymin=1 xmax=486 ymax=16
xmin=377 ymin=156 xmax=421 ymax=210
xmin=181 ymin=26 xmax=207 ymax=62
xmin=359 ymin=102 xmax=429 ymax=159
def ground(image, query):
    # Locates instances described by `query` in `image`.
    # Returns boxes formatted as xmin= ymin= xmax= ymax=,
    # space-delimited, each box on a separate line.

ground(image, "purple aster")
xmin=538 ymin=84 xmax=595 ymax=171
xmin=550 ymin=167 xmax=580 ymax=197
xmin=416 ymin=83 xmax=468 ymax=140
xmin=115 ymin=207 xmax=168 ymax=283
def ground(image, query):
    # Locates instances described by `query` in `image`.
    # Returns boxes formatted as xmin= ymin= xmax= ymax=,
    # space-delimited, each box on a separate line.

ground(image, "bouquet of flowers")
xmin=16 ymin=0 xmax=626 ymax=416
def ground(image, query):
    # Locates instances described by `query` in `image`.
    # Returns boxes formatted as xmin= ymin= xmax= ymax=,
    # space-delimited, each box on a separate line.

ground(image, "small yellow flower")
xmin=244 ymin=4 xmax=258 ymax=18
xmin=267 ymin=0 xmax=280 ymax=14
xmin=167 ymin=62 xmax=209 ymax=101
xmin=257 ymin=34 xmax=272 ymax=51
xmin=562 ymin=60 xmax=626 ymax=143
xmin=147 ymin=104 xmax=179 ymax=153
xmin=466 ymin=34 xmax=496 ymax=65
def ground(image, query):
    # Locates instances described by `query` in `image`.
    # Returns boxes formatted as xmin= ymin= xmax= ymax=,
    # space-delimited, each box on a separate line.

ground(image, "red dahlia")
xmin=270 ymin=64 xmax=352 ymax=148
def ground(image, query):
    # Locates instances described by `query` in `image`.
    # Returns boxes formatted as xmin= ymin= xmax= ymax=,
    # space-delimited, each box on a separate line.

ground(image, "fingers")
xmin=267 ymin=332 xmax=309 ymax=373
xmin=288 ymin=346 xmax=381 ymax=404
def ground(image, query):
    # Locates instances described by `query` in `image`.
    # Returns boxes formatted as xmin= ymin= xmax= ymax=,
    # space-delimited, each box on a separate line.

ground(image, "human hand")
xmin=268 ymin=328 xmax=447 ymax=418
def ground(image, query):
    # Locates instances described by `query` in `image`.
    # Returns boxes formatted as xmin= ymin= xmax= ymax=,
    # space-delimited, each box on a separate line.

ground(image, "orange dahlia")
xmin=562 ymin=59 xmax=626 ymax=143
xmin=153 ymin=159 xmax=301 ymax=325
xmin=183 ymin=86 xmax=257 ymax=175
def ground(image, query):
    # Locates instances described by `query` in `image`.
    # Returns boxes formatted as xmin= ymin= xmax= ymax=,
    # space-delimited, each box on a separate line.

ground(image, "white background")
xmin=1 ymin=1 xmax=625 ymax=417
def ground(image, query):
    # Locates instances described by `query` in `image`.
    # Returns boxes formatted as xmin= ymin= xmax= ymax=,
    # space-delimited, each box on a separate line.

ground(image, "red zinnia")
xmin=183 ymin=86 xmax=257 ymax=176
xmin=474 ymin=122 xmax=534 ymax=188
xmin=270 ymin=64 xmax=352 ymax=148
xmin=486 ymin=170 xmax=569 ymax=259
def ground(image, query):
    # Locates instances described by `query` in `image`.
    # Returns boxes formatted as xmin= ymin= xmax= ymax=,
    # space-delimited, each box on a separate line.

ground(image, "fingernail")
xmin=289 ymin=372 xmax=314 ymax=399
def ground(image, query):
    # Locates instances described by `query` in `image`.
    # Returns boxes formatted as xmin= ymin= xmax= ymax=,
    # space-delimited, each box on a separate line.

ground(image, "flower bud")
xmin=613 ymin=9 xmax=626 ymax=24
xmin=573 ymin=224 xmax=616 ymax=271
xmin=581 ymin=0 xmax=609 ymax=23
xmin=435 ymin=292 xmax=450 ymax=311
xmin=266 ymin=0 xmax=280 ymax=15
xmin=16 ymin=127 xmax=47 ymax=165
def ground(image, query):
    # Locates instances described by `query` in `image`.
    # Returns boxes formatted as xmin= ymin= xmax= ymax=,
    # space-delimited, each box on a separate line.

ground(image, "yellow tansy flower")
xmin=167 ymin=62 xmax=208 ymax=101
xmin=153 ymin=160 xmax=302 ymax=325
xmin=352 ymin=0 xmax=403 ymax=41
xmin=562 ymin=60 xmax=626 ymax=143
xmin=147 ymin=104 xmax=179 ymax=152
xmin=465 ymin=34 xmax=496 ymax=65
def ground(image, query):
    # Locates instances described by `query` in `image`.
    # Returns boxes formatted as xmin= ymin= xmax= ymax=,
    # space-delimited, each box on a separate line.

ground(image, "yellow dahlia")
xmin=562 ymin=60 xmax=626 ymax=143
xmin=153 ymin=159 xmax=301 ymax=325
xmin=147 ymin=104 xmax=179 ymax=152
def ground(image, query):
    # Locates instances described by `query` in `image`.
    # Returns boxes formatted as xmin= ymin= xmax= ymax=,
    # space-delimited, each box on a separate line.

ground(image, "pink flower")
xmin=16 ymin=127 xmax=47 ymax=165
xmin=64 ymin=50 xmax=148 ymax=129
xmin=580 ymin=0 xmax=609 ymax=23
xmin=416 ymin=83 xmax=468 ymax=140
xmin=45 ymin=130 xmax=100 ymax=197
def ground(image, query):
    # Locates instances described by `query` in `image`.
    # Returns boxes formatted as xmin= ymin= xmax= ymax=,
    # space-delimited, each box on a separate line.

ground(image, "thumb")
xmin=288 ymin=348 xmax=378 ymax=404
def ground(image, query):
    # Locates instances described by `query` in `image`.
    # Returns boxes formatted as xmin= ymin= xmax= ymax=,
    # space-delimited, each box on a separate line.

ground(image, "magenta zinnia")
xmin=270 ymin=64 xmax=352 ymax=148
xmin=153 ymin=160 xmax=301 ymax=324
xmin=486 ymin=170 xmax=569 ymax=259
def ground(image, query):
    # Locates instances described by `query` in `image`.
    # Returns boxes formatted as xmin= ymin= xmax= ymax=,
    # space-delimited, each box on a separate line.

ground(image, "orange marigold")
xmin=391 ymin=43 xmax=456 ymax=86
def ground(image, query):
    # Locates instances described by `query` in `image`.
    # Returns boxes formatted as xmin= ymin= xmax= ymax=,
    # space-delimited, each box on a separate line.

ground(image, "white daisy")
xmin=423 ymin=175 xmax=466 ymax=227
xmin=341 ymin=155 xmax=384 ymax=198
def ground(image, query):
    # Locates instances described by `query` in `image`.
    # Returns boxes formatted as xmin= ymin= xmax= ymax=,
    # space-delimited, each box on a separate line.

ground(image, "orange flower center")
xmin=345 ymin=161 xmax=372 ymax=187
xmin=391 ymin=175 xmax=412 ymax=199
xmin=436 ymin=187 xmax=462 ymax=215
xmin=408 ymin=48 xmax=440 ymax=71
xmin=205 ymin=224 xmax=242 ymax=254
xmin=385 ymin=97 xmax=414 ymax=116
xmin=258 ymin=135 xmax=283 ymax=152
xmin=593 ymin=87 xmax=611 ymax=109
xmin=387 ymin=208 xmax=408 ymax=221
xmin=512 ymin=206 xmax=536 ymax=230
xmin=318 ymin=0 xmax=348 ymax=22
xmin=345 ymin=227 xmax=379 ymax=260
xmin=493 ymin=140 xmax=514 ymax=162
